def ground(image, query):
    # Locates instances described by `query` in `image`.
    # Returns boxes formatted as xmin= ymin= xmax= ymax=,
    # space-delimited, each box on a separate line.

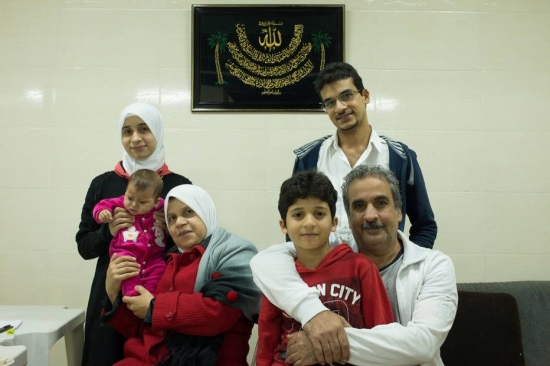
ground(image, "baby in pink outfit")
xmin=93 ymin=169 xmax=166 ymax=296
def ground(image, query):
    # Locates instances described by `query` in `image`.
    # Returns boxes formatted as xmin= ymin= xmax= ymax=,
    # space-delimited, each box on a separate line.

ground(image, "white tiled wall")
xmin=1 ymin=0 xmax=549 ymax=364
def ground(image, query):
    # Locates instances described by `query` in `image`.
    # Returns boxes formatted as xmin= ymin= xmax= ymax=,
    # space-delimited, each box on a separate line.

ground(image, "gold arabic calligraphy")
xmin=226 ymin=60 xmax=314 ymax=91
xmin=259 ymin=26 xmax=282 ymax=52
xmin=225 ymin=22 xmax=313 ymax=93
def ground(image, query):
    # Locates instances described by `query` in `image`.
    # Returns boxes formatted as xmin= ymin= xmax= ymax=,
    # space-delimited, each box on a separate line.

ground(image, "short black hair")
xmin=278 ymin=171 xmax=338 ymax=225
xmin=314 ymin=62 xmax=365 ymax=95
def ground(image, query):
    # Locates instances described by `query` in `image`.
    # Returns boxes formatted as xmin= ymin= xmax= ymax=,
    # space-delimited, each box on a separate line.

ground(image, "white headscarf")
xmin=165 ymin=185 xmax=218 ymax=239
xmin=119 ymin=103 xmax=165 ymax=175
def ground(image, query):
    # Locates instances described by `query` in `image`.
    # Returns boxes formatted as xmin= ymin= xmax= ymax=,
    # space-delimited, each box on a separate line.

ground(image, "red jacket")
xmin=106 ymin=244 xmax=254 ymax=365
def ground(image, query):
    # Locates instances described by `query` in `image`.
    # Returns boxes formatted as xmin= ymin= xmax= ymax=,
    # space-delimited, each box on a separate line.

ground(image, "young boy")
xmin=256 ymin=171 xmax=394 ymax=366
xmin=93 ymin=169 xmax=166 ymax=297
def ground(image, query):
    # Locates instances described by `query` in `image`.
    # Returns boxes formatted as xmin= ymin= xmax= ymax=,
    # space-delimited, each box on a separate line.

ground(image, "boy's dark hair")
xmin=278 ymin=171 xmax=338 ymax=224
xmin=314 ymin=62 xmax=365 ymax=95
xmin=128 ymin=169 xmax=163 ymax=199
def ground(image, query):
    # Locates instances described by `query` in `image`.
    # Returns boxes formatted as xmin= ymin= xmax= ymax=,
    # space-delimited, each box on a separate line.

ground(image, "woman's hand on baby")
xmin=108 ymin=207 xmax=134 ymax=236
xmin=123 ymin=286 xmax=154 ymax=319
xmin=153 ymin=211 xmax=167 ymax=232
xmin=106 ymin=253 xmax=140 ymax=303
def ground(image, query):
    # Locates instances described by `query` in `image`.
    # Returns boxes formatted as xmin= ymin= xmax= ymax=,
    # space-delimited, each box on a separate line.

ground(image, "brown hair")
xmin=128 ymin=169 xmax=163 ymax=199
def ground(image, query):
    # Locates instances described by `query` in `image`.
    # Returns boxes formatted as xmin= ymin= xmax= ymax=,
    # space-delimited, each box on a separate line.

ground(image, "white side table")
xmin=0 ymin=306 xmax=84 ymax=366
xmin=0 ymin=345 xmax=27 ymax=366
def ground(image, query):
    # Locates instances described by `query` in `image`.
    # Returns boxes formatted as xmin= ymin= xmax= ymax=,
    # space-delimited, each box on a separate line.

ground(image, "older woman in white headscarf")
xmin=76 ymin=103 xmax=192 ymax=366
xmin=104 ymin=184 xmax=261 ymax=366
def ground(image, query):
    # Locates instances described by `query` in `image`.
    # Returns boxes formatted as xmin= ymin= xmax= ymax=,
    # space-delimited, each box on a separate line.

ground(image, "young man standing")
xmin=293 ymin=62 xmax=436 ymax=250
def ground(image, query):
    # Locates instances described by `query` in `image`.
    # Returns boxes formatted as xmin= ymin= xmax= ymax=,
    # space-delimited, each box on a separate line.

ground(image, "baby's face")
xmin=123 ymin=184 xmax=157 ymax=216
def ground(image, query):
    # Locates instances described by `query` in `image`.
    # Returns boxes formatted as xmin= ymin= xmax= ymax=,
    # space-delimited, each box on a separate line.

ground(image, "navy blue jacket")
xmin=292 ymin=135 xmax=437 ymax=249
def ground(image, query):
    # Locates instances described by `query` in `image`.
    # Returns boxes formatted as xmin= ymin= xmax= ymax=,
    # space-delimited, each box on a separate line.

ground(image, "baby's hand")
xmin=99 ymin=209 xmax=113 ymax=223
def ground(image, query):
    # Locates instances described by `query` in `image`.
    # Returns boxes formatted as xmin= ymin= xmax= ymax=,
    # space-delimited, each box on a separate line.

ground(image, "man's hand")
xmin=285 ymin=331 xmax=318 ymax=366
xmin=108 ymin=207 xmax=134 ymax=236
xmin=302 ymin=311 xmax=350 ymax=365
xmin=122 ymin=285 xmax=154 ymax=319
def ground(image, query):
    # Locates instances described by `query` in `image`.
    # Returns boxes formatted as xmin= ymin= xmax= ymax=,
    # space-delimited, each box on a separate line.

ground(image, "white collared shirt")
xmin=317 ymin=128 xmax=389 ymax=251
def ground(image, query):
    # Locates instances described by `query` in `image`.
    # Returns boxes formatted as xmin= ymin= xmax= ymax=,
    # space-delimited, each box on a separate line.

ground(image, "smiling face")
xmin=121 ymin=116 xmax=157 ymax=160
xmin=123 ymin=183 xmax=158 ymax=216
xmin=348 ymin=176 xmax=402 ymax=255
xmin=280 ymin=197 xmax=337 ymax=255
xmin=166 ymin=198 xmax=207 ymax=251
xmin=319 ymin=77 xmax=370 ymax=134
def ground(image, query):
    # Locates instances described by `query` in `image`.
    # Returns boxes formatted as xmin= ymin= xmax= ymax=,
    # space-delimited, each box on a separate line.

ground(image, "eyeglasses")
xmin=320 ymin=90 xmax=362 ymax=111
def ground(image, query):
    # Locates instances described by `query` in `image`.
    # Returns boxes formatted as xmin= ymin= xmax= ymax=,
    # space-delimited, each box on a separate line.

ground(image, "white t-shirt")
xmin=317 ymin=128 xmax=389 ymax=251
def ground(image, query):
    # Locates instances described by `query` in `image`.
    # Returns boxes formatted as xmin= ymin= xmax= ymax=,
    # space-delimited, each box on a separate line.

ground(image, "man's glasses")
xmin=320 ymin=90 xmax=362 ymax=111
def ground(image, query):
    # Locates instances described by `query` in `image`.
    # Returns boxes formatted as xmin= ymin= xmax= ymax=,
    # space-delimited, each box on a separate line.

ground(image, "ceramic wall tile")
xmin=374 ymin=11 xmax=481 ymax=70
xmin=388 ymin=130 xmax=486 ymax=193
xmin=486 ymin=254 xmax=550 ymax=281
xmin=0 ymin=68 xmax=54 ymax=128
xmin=45 ymin=251 xmax=96 ymax=308
xmin=482 ymin=71 xmax=550 ymax=131
xmin=56 ymin=0 xmax=162 ymax=9
xmin=429 ymin=192 xmax=487 ymax=255
xmin=49 ymin=128 xmax=120 ymax=189
xmin=481 ymin=12 xmax=550 ymax=72
xmin=56 ymin=9 xmax=163 ymax=68
xmin=160 ymin=10 xmax=190 ymax=68
xmin=0 ymin=189 xmax=51 ymax=251
xmin=0 ymin=0 xmax=55 ymax=8
xmin=373 ymin=70 xmax=482 ymax=131
xmin=345 ymin=11 xmax=377 ymax=70
xmin=0 ymin=251 xmax=48 ymax=304
xmin=483 ymin=192 xmax=550 ymax=254
xmin=0 ymin=129 xmax=50 ymax=189
xmin=377 ymin=0 xmax=479 ymax=12
xmin=53 ymin=68 xmax=161 ymax=128
xmin=208 ymin=190 xmax=281 ymax=250
xmin=481 ymin=131 xmax=550 ymax=193
xmin=480 ymin=0 xmax=550 ymax=13
xmin=164 ymin=129 xmax=268 ymax=191
xmin=449 ymin=254 xmax=485 ymax=283
xmin=0 ymin=8 xmax=55 ymax=67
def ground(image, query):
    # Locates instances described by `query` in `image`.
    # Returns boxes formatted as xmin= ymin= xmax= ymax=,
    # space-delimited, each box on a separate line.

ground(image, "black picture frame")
xmin=192 ymin=4 xmax=345 ymax=112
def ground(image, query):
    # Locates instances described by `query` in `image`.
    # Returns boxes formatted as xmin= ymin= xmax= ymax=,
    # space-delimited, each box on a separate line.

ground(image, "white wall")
xmin=1 ymin=0 xmax=549 ymax=364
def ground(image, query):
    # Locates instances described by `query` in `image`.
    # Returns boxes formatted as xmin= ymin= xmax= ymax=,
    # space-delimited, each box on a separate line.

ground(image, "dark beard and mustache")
xmin=336 ymin=110 xmax=359 ymax=132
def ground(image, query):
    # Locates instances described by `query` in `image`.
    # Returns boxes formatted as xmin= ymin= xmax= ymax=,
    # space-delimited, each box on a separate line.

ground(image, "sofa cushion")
xmin=457 ymin=281 xmax=550 ymax=366
xmin=440 ymin=290 xmax=525 ymax=366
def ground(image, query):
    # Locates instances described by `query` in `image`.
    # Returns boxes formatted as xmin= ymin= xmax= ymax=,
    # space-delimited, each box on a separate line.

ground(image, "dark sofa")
xmin=440 ymin=281 xmax=550 ymax=366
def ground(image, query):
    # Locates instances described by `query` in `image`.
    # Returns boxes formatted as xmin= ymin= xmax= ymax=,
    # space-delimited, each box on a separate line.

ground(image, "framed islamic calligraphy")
xmin=192 ymin=4 xmax=345 ymax=112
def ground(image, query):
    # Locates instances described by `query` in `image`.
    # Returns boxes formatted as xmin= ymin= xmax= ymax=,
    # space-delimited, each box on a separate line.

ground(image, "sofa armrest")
xmin=457 ymin=281 xmax=550 ymax=366
xmin=441 ymin=290 xmax=524 ymax=366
